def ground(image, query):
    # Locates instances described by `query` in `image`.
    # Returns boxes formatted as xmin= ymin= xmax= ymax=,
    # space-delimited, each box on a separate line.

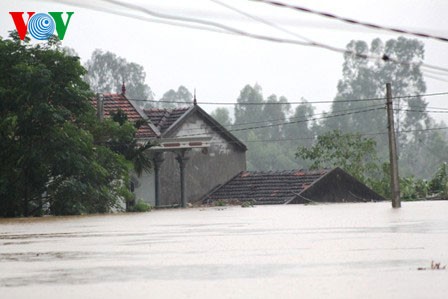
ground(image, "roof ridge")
xmin=241 ymin=168 xmax=330 ymax=175
xmin=158 ymin=109 xmax=172 ymax=130
xmin=143 ymin=107 xmax=191 ymax=113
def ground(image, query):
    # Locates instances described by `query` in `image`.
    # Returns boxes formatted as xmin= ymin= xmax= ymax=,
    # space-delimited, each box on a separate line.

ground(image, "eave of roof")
xmin=95 ymin=93 xmax=159 ymax=139
xmin=143 ymin=105 xmax=246 ymax=151
xmin=163 ymin=105 xmax=247 ymax=151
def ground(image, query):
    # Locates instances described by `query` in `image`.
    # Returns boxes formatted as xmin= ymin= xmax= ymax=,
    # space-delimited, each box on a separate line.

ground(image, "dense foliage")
xmin=0 ymin=34 xmax=140 ymax=217
xmin=296 ymin=130 xmax=379 ymax=183
xmin=157 ymin=85 xmax=193 ymax=109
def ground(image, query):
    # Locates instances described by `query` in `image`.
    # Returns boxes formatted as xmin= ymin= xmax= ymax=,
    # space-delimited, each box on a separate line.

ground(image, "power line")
xmin=423 ymin=72 xmax=448 ymax=83
xmin=422 ymin=67 xmax=448 ymax=77
xmin=143 ymin=101 xmax=448 ymax=140
xmin=53 ymin=0 xmax=448 ymax=73
xmin=51 ymin=1 xmax=230 ymax=34
xmin=251 ymin=0 xmax=448 ymax=43
xmin=426 ymin=106 xmax=448 ymax=111
xmin=400 ymin=126 xmax=448 ymax=134
xmin=229 ymin=104 xmax=384 ymax=128
xmin=128 ymin=91 xmax=448 ymax=105
xmin=97 ymin=0 xmax=319 ymax=47
xmin=210 ymin=0 xmax=314 ymax=43
xmin=406 ymin=104 xmax=448 ymax=111
xmin=396 ymin=109 xmax=448 ymax=114
xmin=196 ymin=126 xmax=448 ymax=146
xmin=168 ymin=104 xmax=385 ymax=133
xmin=173 ymin=107 xmax=385 ymax=138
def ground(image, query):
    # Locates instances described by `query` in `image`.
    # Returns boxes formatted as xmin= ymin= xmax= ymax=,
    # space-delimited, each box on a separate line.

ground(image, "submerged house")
xmin=204 ymin=167 xmax=385 ymax=205
xmin=94 ymin=90 xmax=247 ymax=207
xmin=94 ymin=87 xmax=384 ymax=208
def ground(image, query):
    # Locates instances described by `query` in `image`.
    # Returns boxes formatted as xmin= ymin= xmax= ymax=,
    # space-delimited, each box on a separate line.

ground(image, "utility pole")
xmin=386 ymin=83 xmax=401 ymax=208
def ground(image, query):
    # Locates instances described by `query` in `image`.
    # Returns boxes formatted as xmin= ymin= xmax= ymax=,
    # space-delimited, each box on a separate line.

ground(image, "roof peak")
xmin=144 ymin=107 xmax=191 ymax=113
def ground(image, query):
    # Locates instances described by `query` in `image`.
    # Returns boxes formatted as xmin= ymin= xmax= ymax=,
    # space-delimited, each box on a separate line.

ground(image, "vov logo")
xmin=9 ymin=12 xmax=74 ymax=41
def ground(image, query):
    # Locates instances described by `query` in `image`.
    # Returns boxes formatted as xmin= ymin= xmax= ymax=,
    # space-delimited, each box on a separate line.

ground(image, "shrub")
xmin=130 ymin=200 xmax=152 ymax=212
xmin=241 ymin=200 xmax=254 ymax=208
xmin=214 ymin=200 xmax=226 ymax=206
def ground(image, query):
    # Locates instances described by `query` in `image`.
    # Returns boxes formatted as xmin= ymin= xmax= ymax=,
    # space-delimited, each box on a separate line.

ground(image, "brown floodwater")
xmin=1 ymin=201 xmax=447 ymax=298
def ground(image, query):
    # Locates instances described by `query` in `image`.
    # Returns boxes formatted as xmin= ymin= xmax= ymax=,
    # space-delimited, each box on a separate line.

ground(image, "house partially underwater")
xmin=204 ymin=167 xmax=385 ymax=205
xmin=94 ymin=87 xmax=384 ymax=208
xmin=94 ymin=89 xmax=247 ymax=208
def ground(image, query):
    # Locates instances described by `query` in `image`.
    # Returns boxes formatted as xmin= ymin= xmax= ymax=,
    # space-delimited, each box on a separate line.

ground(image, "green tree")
xmin=211 ymin=107 xmax=232 ymax=127
xmin=429 ymin=162 xmax=448 ymax=198
xmin=95 ymin=110 xmax=154 ymax=177
xmin=296 ymin=130 xmax=379 ymax=182
xmin=323 ymin=36 xmax=447 ymax=179
xmin=0 ymin=33 xmax=133 ymax=217
xmin=285 ymin=100 xmax=315 ymax=140
xmin=158 ymin=85 xmax=192 ymax=109
xmin=84 ymin=49 xmax=153 ymax=104
xmin=284 ymin=100 xmax=317 ymax=169
xmin=234 ymin=84 xmax=264 ymax=139
xmin=326 ymin=37 xmax=426 ymax=134
xmin=261 ymin=94 xmax=291 ymax=140
xmin=232 ymin=84 xmax=301 ymax=171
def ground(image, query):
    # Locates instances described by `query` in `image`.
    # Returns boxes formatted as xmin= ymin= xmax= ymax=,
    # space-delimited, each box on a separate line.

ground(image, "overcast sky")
xmin=2 ymin=0 xmax=448 ymax=120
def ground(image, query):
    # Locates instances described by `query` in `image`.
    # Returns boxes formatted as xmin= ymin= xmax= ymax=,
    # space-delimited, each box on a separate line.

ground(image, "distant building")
xmin=204 ymin=167 xmax=386 ymax=205
xmin=94 ymin=92 xmax=247 ymax=207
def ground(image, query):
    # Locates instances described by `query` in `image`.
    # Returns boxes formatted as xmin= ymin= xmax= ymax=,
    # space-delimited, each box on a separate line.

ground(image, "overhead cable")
xmin=52 ymin=0 xmax=448 ymax=72
xmin=51 ymin=1 xmax=229 ymax=34
xmin=174 ymin=107 xmax=385 ymax=138
xmin=190 ymin=125 xmax=448 ymax=145
xmin=168 ymin=104 xmax=385 ymax=132
xmin=128 ymin=91 xmax=448 ymax=105
xmin=251 ymin=0 xmax=448 ymax=43
xmin=210 ymin=0 xmax=314 ymax=43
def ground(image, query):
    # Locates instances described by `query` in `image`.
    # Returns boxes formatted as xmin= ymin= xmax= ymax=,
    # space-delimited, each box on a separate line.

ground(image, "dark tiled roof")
xmin=206 ymin=169 xmax=328 ymax=205
xmin=144 ymin=107 xmax=190 ymax=134
xmin=93 ymin=93 xmax=158 ymax=139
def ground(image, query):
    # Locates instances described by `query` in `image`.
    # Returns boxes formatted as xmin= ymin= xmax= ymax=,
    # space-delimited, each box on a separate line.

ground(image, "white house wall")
xmin=158 ymin=111 xmax=246 ymax=206
xmin=132 ymin=170 xmax=156 ymax=206
xmin=174 ymin=117 xmax=232 ymax=155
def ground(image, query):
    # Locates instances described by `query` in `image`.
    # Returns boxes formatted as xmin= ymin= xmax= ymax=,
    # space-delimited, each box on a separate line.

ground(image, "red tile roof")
xmin=93 ymin=93 xmax=158 ymax=139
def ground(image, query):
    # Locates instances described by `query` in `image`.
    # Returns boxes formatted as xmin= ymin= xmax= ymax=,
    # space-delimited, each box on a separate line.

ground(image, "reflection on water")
xmin=1 ymin=201 xmax=447 ymax=299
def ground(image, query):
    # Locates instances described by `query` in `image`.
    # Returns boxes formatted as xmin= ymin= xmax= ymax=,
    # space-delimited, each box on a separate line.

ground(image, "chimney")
xmin=96 ymin=93 xmax=104 ymax=121
xmin=121 ymin=81 xmax=126 ymax=96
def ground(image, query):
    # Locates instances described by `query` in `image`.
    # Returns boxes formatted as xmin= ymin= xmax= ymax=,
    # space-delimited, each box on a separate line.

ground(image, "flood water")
xmin=1 ymin=201 xmax=447 ymax=298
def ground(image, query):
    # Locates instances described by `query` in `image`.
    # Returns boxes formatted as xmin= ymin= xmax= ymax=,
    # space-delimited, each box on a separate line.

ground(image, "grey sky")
xmin=2 ymin=0 xmax=448 ymax=121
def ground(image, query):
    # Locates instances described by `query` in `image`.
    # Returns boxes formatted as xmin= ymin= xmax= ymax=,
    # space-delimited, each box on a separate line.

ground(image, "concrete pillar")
xmin=153 ymin=152 xmax=165 ymax=208
xmin=176 ymin=150 xmax=190 ymax=208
